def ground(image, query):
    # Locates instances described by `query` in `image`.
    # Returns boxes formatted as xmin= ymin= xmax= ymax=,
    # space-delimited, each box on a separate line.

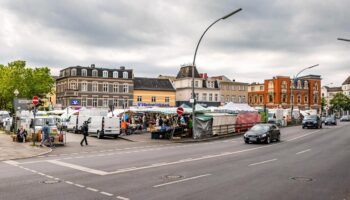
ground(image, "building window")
xmin=304 ymin=81 xmax=308 ymax=89
xmin=70 ymin=82 xmax=77 ymax=90
xmin=249 ymin=96 xmax=253 ymax=104
xmin=82 ymin=69 xmax=87 ymax=77
xmin=209 ymin=94 xmax=213 ymax=101
xmin=123 ymin=84 xmax=128 ymax=93
xmin=242 ymin=96 xmax=246 ymax=103
xmin=103 ymin=71 xmax=108 ymax=78
xmin=113 ymin=71 xmax=118 ymax=78
xmin=151 ymin=96 xmax=156 ymax=103
xmin=92 ymin=70 xmax=98 ymax=77
xmin=282 ymin=94 xmax=287 ymax=103
xmin=260 ymin=86 xmax=264 ymax=91
xmin=137 ymin=96 xmax=142 ymax=102
xmin=290 ymin=80 xmax=295 ymax=89
xmin=81 ymin=82 xmax=87 ymax=91
xmin=232 ymin=95 xmax=236 ymax=102
xmin=214 ymin=94 xmax=218 ymax=102
xmin=82 ymin=97 xmax=87 ymax=107
xmin=103 ymin=98 xmax=108 ymax=107
xmin=238 ymin=96 xmax=242 ymax=103
xmin=269 ymin=95 xmax=273 ymax=103
xmin=226 ymin=95 xmax=230 ymax=102
xmin=251 ymin=87 xmax=255 ymax=92
xmin=314 ymin=83 xmax=319 ymax=91
xmin=221 ymin=95 xmax=224 ymax=102
xmin=92 ymin=98 xmax=97 ymax=107
xmin=92 ymin=82 xmax=98 ymax=92
xmin=165 ymin=97 xmax=170 ymax=103
xmin=103 ymin=83 xmax=108 ymax=92
xmin=268 ymin=81 xmax=274 ymax=90
xmin=281 ymin=81 xmax=287 ymax=89
xmin=123 ymin=98 xmax=128 ymax=108
xmin=113 ymin=83 xmax=118 ymax=93
xmin=113 ymin=98 xmax=118 ymax=107
xmin=297 ymin=80 xmax=302 ymax=89
xmin=195 ymin=81 xmax=199 ymax=88
xmin=202 ymin=93 xmax=207 ymax=101
xmin=297 ymin=95 xmax=301 ymax=104
xmin=71 ymin=68 xmax=77 ymax=76
xmin=259 ymin=95 xmax=263 ymax=103
xmin=123 ymin=72 xmax=128 ymax=79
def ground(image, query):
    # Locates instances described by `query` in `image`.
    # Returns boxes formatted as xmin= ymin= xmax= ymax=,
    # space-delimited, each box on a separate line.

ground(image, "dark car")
xmin=340 ymin=115 xmax=350 ymax=122
xmin=325 ymin=115 xmax=337 ymax=125
xmin=302 ymin=115 xmax=322 ymax=129
xmin=244 ymin=124 xmax=281 ymax=144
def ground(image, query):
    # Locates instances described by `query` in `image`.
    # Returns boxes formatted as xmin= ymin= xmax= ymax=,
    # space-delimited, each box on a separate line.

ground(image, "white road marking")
xmin=153 ymin=174 xmax=212 ymax=188
xmin=75 ymin=184 xmax=85 ymax=188
xmin=116 ymin=196 xmax=130 ymax=200
xmin=47 ymin=160 xmax=108 ymax=175
xmin=3 ymin=160 xmax=19 ymax=165
xmin=296 ymin=149 xmax=311 ymax=155
xmin=100 ymin=191 xmax=113 ymax=196
xmin=249 ymin=159 xmax=277 ymax=166
xmin=38 ymin=173 xmax=45 ymax=176
xmin=46 ymin=175 xmax=54 ymax=179
xmin=286 ymin=130 xmax=320 ymax=141
xmin=65 ymin=181 xmax=74 ymax=185
xmin=109 ymin=145 xmax=270 ymax=175
xmin=86 ymin=187 xmax=99 ymax=192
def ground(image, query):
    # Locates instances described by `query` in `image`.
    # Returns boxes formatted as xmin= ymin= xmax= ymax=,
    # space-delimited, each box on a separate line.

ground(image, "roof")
xmin=327 ymin=87 xmax=342 ymax=92
xmin=176 ymin=65 xmax=200 ymax=79
xmin=298 ymin=74 xmax=322 ymax=80
xmin=342 ymin=75 xmax=350 ymax=85
xmin=134 ymin=77 xmax=175 ymax=91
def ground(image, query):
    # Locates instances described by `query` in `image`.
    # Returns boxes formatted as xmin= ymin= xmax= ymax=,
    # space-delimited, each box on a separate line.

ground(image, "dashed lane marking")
xmin=249 ymin=158 xmax=277 ymax=166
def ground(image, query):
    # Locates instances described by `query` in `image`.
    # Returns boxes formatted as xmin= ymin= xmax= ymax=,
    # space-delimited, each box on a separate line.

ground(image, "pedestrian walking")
xmin=80 ymin=121 xmax=89 ymax=146
xmin=40 ymin=121 xmax=52 ymax=147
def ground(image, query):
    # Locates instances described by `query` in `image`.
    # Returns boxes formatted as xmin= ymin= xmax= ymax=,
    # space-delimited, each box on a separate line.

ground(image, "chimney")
xmin=91 ymin=64 xmax=95 ymax=68
xmin=120 ymin=66 xmax=125 ymax=70
xmin=232 ymin=79 xmax=235 ymax=82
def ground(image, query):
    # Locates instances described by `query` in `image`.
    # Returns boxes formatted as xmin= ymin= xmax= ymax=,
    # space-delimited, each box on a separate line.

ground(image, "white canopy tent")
xmin=217 ymin=102 xmax=256 ymax=113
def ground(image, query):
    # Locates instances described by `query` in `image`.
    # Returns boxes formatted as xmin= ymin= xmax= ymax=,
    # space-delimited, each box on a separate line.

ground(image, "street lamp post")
xmin=13 ymin=89 xmax=19 ymax=133
xmin=290 ymin=64 xmax=319 ymax=124
xmin=191 ymin=8 xmax=242 ymax=139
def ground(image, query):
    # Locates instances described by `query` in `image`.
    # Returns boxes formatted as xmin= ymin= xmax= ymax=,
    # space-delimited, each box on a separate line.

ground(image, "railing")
xmin=212 ymin=122 xmax=259 ymax=136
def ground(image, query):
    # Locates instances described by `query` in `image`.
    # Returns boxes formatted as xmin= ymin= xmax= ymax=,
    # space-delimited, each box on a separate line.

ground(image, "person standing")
xmin=40 ymin=121 xmax=52 ymax=147
xmin=80 ymin=121 xmax=89 ymax=146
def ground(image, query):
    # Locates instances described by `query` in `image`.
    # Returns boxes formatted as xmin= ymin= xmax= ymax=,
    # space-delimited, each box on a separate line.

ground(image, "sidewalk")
xmin=0 ymin=130 xmax=52 ymax=161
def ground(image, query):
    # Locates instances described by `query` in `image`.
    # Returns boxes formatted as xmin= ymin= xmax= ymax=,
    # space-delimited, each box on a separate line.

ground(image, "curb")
xmin=173 ymin=133 xmax=244 ymax=143
xmin=0 ymin=145 xmax=53 ymax=162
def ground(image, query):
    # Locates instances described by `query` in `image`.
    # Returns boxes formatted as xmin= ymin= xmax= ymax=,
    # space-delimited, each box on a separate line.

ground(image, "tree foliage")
xmin=0 ymin=60 xmax=54 ymax=110
xmin=329 ymin=92 xmax=350 ymax=112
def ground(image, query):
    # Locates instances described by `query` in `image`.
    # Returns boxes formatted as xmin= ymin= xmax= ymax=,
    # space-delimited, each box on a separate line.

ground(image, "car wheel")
xmin=266 ymin=136 xmax=271 ymax=144
xmin=97 ymin=130 xmax=103 ymax=139
xmin=113 ymin=135 xmax=118 ymax=139
xmin=244 ymin=140 xmax=249 ymax=144
xmin=302 ymin=126 xmax=305 ymax=129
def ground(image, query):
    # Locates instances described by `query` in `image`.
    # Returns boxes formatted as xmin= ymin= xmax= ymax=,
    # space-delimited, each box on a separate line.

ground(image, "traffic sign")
xmin=32 ymin=96 xmax=39 ymax=105
xmin=177 ymin=107 xmax=184 ymax=115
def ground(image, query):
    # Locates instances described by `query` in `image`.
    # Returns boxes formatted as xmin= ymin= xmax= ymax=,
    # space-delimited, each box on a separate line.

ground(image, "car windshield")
xmin=34 ymin=118 xmax=56 ymax=126
xmin=304 ymin=115 xmax=317 ymax=120
xmin=250 ymin=125 xmax=270 ymax=132
xmin=0 ymin=114 xmax=10 ymax=118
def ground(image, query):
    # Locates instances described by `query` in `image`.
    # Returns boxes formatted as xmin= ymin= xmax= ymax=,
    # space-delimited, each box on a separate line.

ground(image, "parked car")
xmin=321 ymin=116 xmax=326 ymax=124
xmin=243 ymin=124 xmax=281 ymax=144
xmin=340 ymin=115 xmax=350 ymax=122
xmin=324 ymin=115 xmax=337 ymax=125
xmin=302 ymin=115 xmax=322 ymax=129
xmin=0 ymin=111 xmax=12 ymax=127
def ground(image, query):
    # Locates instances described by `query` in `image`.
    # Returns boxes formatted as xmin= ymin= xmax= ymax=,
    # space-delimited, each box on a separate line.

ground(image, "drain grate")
xmin=290 ymin=177 xmax=313 ymax=182
xmin=163 ymin=175 xmax=183 ymax=180
xmin=41 ymin=180 xmax=61 ymax=184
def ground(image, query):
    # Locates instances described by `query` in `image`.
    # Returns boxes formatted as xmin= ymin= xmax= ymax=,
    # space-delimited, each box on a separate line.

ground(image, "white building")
xmin=174 ymin=65 xmax=220 ymax=107
xmin=342 ymin=75 xmax=350 ymax=97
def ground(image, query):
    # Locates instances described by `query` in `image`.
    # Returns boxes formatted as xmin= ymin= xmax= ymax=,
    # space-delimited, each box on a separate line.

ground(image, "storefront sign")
xmin=70 ymin=99 xmax=81 ymax=105
xmin=137 ymin=103 xmax=170 ymax=107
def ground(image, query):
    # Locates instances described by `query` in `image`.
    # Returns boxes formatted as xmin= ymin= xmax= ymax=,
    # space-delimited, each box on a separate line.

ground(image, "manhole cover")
xmin=41 ymin=180 xmax=61 ymax=184
xmin=290 ymin=177 xmax=313 ymax=182
xmin=163 ymin=175 xmax=183 ymax=180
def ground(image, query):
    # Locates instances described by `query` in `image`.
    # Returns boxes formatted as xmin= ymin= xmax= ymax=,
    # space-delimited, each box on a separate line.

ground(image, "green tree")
xmin=0 ymin=60 xmax=54 ymax=110
xmin=329 ymin=93 xmax=350 ymax=113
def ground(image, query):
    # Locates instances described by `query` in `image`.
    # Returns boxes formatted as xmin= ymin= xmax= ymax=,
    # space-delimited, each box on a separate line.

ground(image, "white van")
xmin=66 ymin=115 xmax=78 ymax=132
xmin=88 ymin=116 xmax=120 ymax=139
xmin=0 ymin=111 xmax=12 ymax=128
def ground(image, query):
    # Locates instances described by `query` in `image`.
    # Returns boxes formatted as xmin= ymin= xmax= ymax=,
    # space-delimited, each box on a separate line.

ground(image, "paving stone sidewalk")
xmin=0 ymin=131 xmax=51 ymax=161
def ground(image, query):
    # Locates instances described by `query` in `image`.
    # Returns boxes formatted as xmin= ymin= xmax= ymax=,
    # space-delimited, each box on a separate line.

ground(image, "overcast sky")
xmin=0 ymin=0 xmax=349 ymax=86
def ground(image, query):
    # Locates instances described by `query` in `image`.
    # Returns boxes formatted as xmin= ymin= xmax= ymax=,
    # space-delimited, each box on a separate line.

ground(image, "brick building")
xmin=248 ymin=75 xmax=322 ymax=111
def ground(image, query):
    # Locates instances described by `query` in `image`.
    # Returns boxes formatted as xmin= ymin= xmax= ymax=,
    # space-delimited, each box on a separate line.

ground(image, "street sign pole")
xmin=32 ymin=107 xmax=36 ymax=146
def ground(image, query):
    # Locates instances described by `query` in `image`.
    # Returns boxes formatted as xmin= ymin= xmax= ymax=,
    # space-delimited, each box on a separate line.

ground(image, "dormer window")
xmin=92 ymin=70 xmax=98 ymax=77
xmin=103 ymin=70 xmax=108 ymax=78
xmin=82 ymin=69 xmax=87 ymax=76
xmin=113 ymin=71 xmax=118 ymax=78
xmin=123 ymin=72 xmax=128 ymax=79
xmin=71 ymin=68 xmax=77 ymax=76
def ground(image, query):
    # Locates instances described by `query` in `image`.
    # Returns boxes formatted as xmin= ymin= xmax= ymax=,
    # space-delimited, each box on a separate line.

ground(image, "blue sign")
xmin=137 ymin=103 xmax=170 ymax=107
xmin=70 ymin=99 xmax=80 ymax=105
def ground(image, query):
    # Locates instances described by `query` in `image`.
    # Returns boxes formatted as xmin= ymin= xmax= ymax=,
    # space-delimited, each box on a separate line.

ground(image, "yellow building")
xmin=133 ymin=77 xmax=176 ymax=107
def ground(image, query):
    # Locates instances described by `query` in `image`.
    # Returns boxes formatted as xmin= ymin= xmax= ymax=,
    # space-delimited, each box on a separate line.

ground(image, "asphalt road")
xmin=1 ymin=122 xmax=350 ymax=200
